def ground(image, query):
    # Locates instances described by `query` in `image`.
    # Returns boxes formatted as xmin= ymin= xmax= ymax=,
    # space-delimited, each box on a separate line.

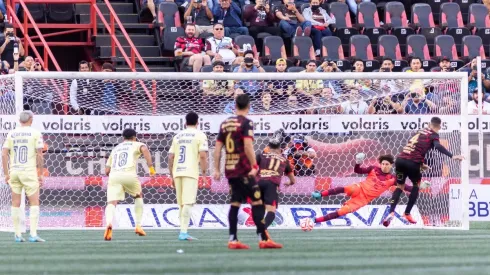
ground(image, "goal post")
xmin=0 ymin=71 xmax=469 ymax=230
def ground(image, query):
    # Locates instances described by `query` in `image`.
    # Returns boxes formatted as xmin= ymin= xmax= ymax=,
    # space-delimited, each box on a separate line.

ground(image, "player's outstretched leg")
xmin=312 ymin=187 xmax=345 ymax=201
xmin=134 ymin=195 xmax=146 ymax=236
xmin=104 ymin=201 xmax=116 ymax=241
xmin=383 ymin=187 xmax=403 ymax=227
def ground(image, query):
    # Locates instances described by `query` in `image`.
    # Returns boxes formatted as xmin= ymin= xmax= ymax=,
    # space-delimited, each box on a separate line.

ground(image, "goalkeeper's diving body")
xmin=383 ymin=116 xmax=463 ymax=227
xmin=304 ymin=153 xmax=424 ymax=227
xmin=2 ymin=111 xmax=45 ymax=242
xmin=104 ymin=128 xmax=156 ymax=241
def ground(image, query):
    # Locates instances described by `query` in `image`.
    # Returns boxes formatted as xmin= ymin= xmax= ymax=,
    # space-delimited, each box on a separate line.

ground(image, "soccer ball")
xmin=300 ymin=218 xmax=314 ymax=232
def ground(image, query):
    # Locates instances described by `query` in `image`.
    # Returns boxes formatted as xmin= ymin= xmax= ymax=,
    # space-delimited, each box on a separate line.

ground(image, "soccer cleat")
xmin=178 ymin=232 xmax=197 ymax=241
xmin=259 ymin=239 xmax=283 ymax=249
xmin=311 ymin=191 xmax=322 ymax=200
xmin=382 ymin=213 xmax=394 ymax=227
xmin=404 ymin=214 xmax=417 ymax=224
xmin=228 ymin=240 xmax=250 ymax=250
xmin=104 ymin=224 xmax=113 ymax=241
xmin=14 ymin=235 xmax=25 ymax=242
xmin=28 ymin=236 xmax=45 ymax=243
xmin=135 ymin=226 xmax=146 ymax=236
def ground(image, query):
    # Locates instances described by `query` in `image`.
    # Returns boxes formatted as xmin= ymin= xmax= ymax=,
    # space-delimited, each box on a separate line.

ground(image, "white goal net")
xmin=0 ymin=71 xmax=469 ymax=230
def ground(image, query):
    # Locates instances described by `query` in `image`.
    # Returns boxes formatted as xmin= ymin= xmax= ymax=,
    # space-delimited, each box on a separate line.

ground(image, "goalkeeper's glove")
xmin=420 ymin=180 xmax=431 ymax=190
xmin=149 ymin=166 xmax=156 ymax=176
xmin=355 ymin=152 xmax=366 ymax=164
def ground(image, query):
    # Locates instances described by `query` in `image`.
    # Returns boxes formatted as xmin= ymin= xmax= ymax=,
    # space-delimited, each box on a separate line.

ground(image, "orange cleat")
xmin=259 ymin=239 xmax=283 ymax=249
xmin=404 ymin=214 xmax=417 ymax=224
xmin=228 ymin=241 xmax=250 ymax=250
xmin=135 ymin=226 xmax=146 ymax=236
xmin=104 ymin=225 xmax=112 ymax=241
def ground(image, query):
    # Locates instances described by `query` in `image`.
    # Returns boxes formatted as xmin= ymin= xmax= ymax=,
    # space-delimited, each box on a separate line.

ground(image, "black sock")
xmin=228 ymin=205 xmax=239 ymax=241
xmin=389 ymin=188 xmax=403 ymax=213
xmin=405 ymin=185 xmax=420 ymax=215
xmin=264 ymin=211 xmax=276 ymax=229
xmin=252 ymin=205 xmax=267 ymax=241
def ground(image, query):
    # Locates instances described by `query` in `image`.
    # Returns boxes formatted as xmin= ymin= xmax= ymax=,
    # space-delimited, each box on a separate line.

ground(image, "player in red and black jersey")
xmin=213 ymin=94 xmax=271 ymax=250
xmin=256 ymin=134 xmax=295 ymax=246
xmin=383 ymin=117 xmax=464 ymax=227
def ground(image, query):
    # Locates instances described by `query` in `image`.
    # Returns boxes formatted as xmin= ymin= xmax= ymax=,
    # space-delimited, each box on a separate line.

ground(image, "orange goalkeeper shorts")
xmin=338 ymin=184 xmax=371 ymax=216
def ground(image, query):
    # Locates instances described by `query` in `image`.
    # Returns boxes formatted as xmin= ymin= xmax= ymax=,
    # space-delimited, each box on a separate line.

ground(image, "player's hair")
xmin=235 ymin=93 xmax=250 ymax=110
xmin=431 ymin=116 xmax=442 ymax=127
xmin=378 ymin=154 xmax=394 ymax=164
xmin=19 ymin=110 xmax=33 ymax=123
xmin=186 ymin=111 xmax=199 ymax=126
xmin=122 ymin=128 xmax=137 ymax=140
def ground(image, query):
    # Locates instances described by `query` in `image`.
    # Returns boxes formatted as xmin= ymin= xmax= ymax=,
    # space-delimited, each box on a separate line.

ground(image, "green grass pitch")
xmin=1 ymin=223 xmax=490 ymax=275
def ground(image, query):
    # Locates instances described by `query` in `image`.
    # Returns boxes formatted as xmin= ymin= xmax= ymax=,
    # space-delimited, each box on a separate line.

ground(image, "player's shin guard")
xmin=228 ymin=205 xmax=239 ymax=241
xmin=134 ymin=198 xmax=144 ymax=227
xmin=105 ymin=204 xmax=116 ymax=226
xmin=264 ymin=211 xmax=275 ymax=229
xmin=389 ymin=188 xmax=403 ymax=213
xmin=181 ymin=204 xmax=192 ymax=234
xmin=29 ymin=206 xmax=40 ymax=237
xmin=11 ymin=207 xmax=21 ymax=237
xmin=405 ymin=185 xmax=420 ymax=215
xmin=251 ymin=205 xmax=267 ymax=241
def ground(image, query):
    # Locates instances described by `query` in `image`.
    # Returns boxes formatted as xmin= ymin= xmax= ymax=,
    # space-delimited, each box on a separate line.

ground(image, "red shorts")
xmin=339 ymin=184 xmax=372 ymax=216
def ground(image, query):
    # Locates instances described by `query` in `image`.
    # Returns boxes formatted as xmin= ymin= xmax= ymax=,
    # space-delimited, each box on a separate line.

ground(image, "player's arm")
xmin=1 ymin=148 xmax=9 ymax=180
xmin=243 ymin=121 xmax=258 ymax=176
xmin=285 ymin=162 xmax=295 ymax=186
xmin=199 ymin=135 xmax=209 ymax=175
xmin=354 ymin=164 xmax=374 ymax=174
xmin=36 ymin=148 xmax=44 ymax=175
xmin=168 ymin=137 xmax=176 ymax=178
xmin=433 ymin=139 xmax=463 ymax=160
xmin=105 ymin=152 xmax=112 ymax=176
xmin=141 ymin=144 xmax=155 ymax=176
xmin=213 ymin=141 xmax=223 ymax=179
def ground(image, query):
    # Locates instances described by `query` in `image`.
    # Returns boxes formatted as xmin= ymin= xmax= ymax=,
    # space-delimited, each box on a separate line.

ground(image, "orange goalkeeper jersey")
xmin=354 ymin=164 xmax=395 ymax=199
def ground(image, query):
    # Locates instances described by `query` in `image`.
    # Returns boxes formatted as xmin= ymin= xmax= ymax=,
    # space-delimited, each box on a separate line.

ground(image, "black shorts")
xmin=228 ymin=176 xmax=261 ymax=204
xmin=258 ymin=180 xmax=279 ymax=207
xmin=395 ymin=157 xmax=422 ymax=186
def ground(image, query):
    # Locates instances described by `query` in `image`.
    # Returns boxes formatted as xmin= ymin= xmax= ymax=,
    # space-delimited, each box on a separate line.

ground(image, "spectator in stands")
xmin=275 ymin=58 xmax=288 ymax=73
xmin=286 ymin=94 xmax=309 ymax=114
xmin=175 ymin=24 xmax=211 ymax=72
xmin=402 ymin=85 xmax=436 ymax=114
xmin=373 ymin=57 xmax=402 ymax=95
xmin=407 ymin=56 xmax=424 ymax=72
xmin=70 ymin=61 xmax=91 ymax=114
xmin=203 ymin=60 xmax=235 ymax=96
xmin=285 ymin=134 xmax=317 ymax=176
xmin=244 ymin=0 xmax=281 ymax=39
xmin=302 ymin=0 xmax=334 ymax=56
xmin=296 ymin=60 xmax=323 ymax=95
xmin=233 ymin=50 xmax=265 ymax=96
xmin=437 ymin=56 xmax=454 ymax=72
xmin=205 ymin=23 xmax=243 ymax=65
xmin=317 ymin=60 xmax=341 ymax=92
xmin=94 ymin=63 xmax=117 ymax=115
xmin=439 ymin=93 xmax=459 ymax=115
xmin=346 ymin=0 xmax=370 ymax=15
xmin=311 ymin=87 xmax=340 ymax=114
xmin=223 ymin=88 xmax=254 ymax=113
xmin=344 ymin=59 xmax=371 ymax=90
xmin=276 ymin=0 xmax=312 ymax=38
xmin=184 ymin=0 xmax=214 ymax=36
xmin=0 ymin=24 xmax=24 ymax=67
xmin=260 ymin=91 xmax=273 ymax=113
xmin=339 ymin=88 xmax=368 ymax=114
xmin=267 ymin=58 xmax=294 ymax=96
xmin=367 ymin=94 xmax=403 ymax=114
xmin=466 ymin=58 xmax=490 ymax=101
xmin=213 ymin=0 xmax=249 ymax=36
xmin=146 ymin=0 xmax=164 ymax=21
xmin=468 ymin=89 xmax=490 ymax=114
xmin=20 ymin=56 xmax=34 ymax=71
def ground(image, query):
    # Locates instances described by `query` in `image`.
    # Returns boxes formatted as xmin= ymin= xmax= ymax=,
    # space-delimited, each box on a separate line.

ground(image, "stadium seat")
xmin=412 ymin=4 xmax=442 ymax=48
xmin=234 ymin=35 xmax=259 ymax=59
xmin=377 ymin=35 xmax=408 ymax=72
xmin=329 ymin=2 xmax=359 ymax=46
xmin=427 ymin=0 xmax=449 ymax=24
xmin=384 ymin=2 xmax=413 ymax=51
xmin=292 ymin=36 xmax=315 ymax=65
xmin=468 ymin=4 xmax=490 ymax=49
xmin=461 ymin=35 xmax=490 ymax=69
xmin=406 ymin=34 xmax=436 ymax=70
xmin=157 ymin=2 xmax=181 ymax=31
xmin=287 ymin=66 xmax=305 ymax=72
xmin=200 ymin=65 xmax=213 ymax=72
xmin=263 ymin=36 xmax=287 ymax=65
xmin=47 ymin=4 xmax=75 ymax=23
xmin=357 ymin=2 xmax=386 ymax=48
xmin=20 ymin=4 xmax=46 ymax=23
xmin=349 ymin=35 xmax=379 ymax=71
xmin=321 ymin=37 xmax=351 ymax=71
xmin=455 ymin=0 xmax=476 ymax=23
xmin=161 ymin=26 xmax=184 ymax=53
xmin=263 ymin=65 xmax=276 ymax=72
xmin=440 ymin=3 xmax=464 ymax=28
xmin=434 ymin=35 xmax=464 ymax=68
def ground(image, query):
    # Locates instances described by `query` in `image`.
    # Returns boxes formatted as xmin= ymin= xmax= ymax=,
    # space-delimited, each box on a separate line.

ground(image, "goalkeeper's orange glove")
xmin=149 ymin=166 xmax=156 ymax=176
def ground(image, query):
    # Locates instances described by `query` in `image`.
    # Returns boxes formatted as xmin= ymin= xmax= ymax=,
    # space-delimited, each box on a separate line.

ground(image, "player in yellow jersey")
xmin=168 ymin=112 xmax=208 ymax=241
xmin=104 ymin=128 xmax=156 ymax=241
xmin=2 ymin=111 xmax=45 ymax=242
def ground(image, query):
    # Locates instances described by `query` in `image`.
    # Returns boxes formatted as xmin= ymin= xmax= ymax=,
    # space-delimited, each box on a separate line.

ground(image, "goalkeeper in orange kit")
xmin=302 ymin=153 xmax=430 ymax=227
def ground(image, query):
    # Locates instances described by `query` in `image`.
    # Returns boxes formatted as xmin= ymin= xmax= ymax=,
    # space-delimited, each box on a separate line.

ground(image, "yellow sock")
xmin=29 ymin=206 xmax=40 ymax=237
xmin=11 ymin=207 xmax=21 ymax=237
xmin=181 ymin=204 xmax=192 ymax=234
xmin=105 ymin=204 xmax=116 ymax=227
xmin=134 ymin=198 xmax=144 ymax=227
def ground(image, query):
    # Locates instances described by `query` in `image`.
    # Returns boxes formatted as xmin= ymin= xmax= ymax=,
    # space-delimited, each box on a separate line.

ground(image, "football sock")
xmin=252 ymin=205 xmax=267 ymax=241
xmin=315 ymin=211 xmax=339 ymax=223
xmin=389 ymin=188 xmax=403 ymax=213
xmin=134 ymin=198 xmax=144 ymax=227
xmin=228 ymin=205 xmax=239 ymax=241
xmin=29 ymin=206 xmax=40 ymax=237
xmin=405 ymin=185 xmax=420 ymax=215
xmin=105 ymin=204 xmax=116 ymax=227
xmin=181 ymin=204 xmax=192 ymax=234
xmin=11 ymin=207 xmax=21 ymax=237
xmin=264 ymin=211 xmax=275 ymax=229
xmin=321 ymin=187 xmax=345 ymax=197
